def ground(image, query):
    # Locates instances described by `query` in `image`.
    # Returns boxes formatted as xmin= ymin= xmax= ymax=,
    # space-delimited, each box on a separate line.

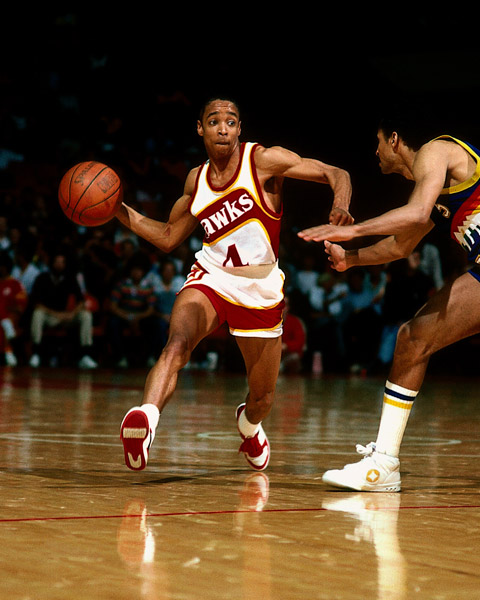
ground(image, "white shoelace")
xmin=355 ymin=442 xmax=377 ymax=457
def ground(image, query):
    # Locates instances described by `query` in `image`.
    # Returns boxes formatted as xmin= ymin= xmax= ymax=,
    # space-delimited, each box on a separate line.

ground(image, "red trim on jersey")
xmin=206 ymin=143 xmax=247 ymax=192
xmin=250 ymin=144 xmax=283 ymax=219
xmin=183 ymin=283 xmax=284 ymax=334
xmin=187 ymin=165 xmax=204 ymax=213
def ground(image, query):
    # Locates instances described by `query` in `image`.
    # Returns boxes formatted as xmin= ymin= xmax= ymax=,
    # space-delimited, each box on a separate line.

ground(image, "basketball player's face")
xmin=197 ymin=101 xmax=241 ymax=157
xmin=376 ymin=130 xmax=397 ymax=174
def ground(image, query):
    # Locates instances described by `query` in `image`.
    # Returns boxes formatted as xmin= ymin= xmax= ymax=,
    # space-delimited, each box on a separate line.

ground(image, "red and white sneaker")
xmin=120 ymin=407 xmax=155 ymax=471
xmin=236 ymin=403 xmax=270 ymax=471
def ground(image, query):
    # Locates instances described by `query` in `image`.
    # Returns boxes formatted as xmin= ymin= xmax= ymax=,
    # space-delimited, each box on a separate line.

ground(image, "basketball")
xmin=58 ymin=161 xmax=123 ymax=226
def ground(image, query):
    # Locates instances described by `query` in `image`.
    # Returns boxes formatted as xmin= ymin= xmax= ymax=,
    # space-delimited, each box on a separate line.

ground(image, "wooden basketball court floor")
xmin=0 ymin=366 xmax=479 ymax=600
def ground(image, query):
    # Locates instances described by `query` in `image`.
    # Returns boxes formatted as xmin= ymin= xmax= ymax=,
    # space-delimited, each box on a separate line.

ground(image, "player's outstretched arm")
xmin=325 ymin=220 xmax=434 ymax=272
xmin=255 ymin=145 xmax=353 ymax=224
xmin=299 ymin=139 xmax=447 ymax=242
xmin=116 ymin=170 xmax=199 ymax=253
xmin=298 ymin=199 xmax=431 ymax=243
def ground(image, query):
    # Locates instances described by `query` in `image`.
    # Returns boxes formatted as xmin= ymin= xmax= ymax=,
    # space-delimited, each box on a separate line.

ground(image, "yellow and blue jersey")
xmin=430 ymin=136 xmax=480 ymax=264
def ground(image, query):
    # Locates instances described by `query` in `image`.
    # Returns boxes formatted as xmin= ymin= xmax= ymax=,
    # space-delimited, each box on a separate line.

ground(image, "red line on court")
xmin=1 ymin=504 xmax=479 ymax=524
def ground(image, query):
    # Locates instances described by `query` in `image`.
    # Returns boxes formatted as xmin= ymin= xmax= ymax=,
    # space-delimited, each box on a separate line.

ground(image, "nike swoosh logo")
xmin=128 ymin=453 xmax=142 ymax=469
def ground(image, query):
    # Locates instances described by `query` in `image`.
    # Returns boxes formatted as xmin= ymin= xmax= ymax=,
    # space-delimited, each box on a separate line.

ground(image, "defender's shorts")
xmin=180 ymin=260 xmax=285 ymax=338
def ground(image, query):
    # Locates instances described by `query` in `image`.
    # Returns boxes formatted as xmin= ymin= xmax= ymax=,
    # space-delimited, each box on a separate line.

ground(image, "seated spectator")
xmin=0 ymin=251 xmax=28 ymax=366
xmin=114 ymin=238 xmax=138 ymax=279
xmin=295 ymin=251 xmax=321 ymax=296
xmin=340 ymin=268 xmax=384 ymax=373
xmin=306 ymin=271 xmax=349 ymax=373
xmin=107 ymin=253 xmax=163 ymax=368
xmin=148 ymin=258 xmax=185 ymax=350
xmin=28 ymin=251 xmax=98 ymax=369
xmin=80 ymin=229 xmax=118 ymax=304
xmin=11 ymin=240 xmax=41 ymax=295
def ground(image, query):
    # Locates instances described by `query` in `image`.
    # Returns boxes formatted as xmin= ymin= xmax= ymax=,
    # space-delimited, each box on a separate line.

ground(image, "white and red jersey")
xmin=189 ymin=142 xmax=282 ymax=269
xmin=181 ymin=142 xmax=285 ymax=335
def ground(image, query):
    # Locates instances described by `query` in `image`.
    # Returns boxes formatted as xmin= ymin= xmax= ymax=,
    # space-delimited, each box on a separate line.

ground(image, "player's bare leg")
xmin=389 ymin=271 xmax=480 ymax=388
xmin=234 ymin=336 xmax=282 ymax=470
xmin=120 ymin=288 xmax=219 ymax=470
xmin=323 ymin=271 xmax=480 ymax=491
xmin=142 ymin=288 xmax=220 ymax=409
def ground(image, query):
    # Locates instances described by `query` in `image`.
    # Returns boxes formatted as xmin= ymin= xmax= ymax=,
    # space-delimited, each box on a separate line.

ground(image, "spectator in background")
xmin=364 ymin=264 xmax=387 ymax=315
xmin=280 ymin=295 xmax=307 ymax=374
xmin=418 ymin=240 xmax=444 ymax=290
xmin=169 ymin=241 xmax=194 ymax=278
xmin=0 ymin=251 xmax=28 ymax=366
xmin=28 ymin=251 xmax=98 ymax=369
xmin=143 ymin=256 xmax=185 ymax=297
xmin=148 ymin=258 xmax=185 ymax=350
xmin=306 ymin=271 xmax=349 ymax=372
xmin=81 ymin=228 xmax=118 ymax=304
xmin=114 ymin=238 xmax=138 ymax=280
xmin=340 ymin=268 xmax=384 ymax=373
xmin=107 ymin=252 xmax=162 ymax=368
xmin=295 ymin=251 xmax=321 ymax=296
xmin=114 ymin=219 xmax=140 ymax=253
xmin=0 ymin=216 xmax=11 ymax=251
xmin=374 ymin=249 xmax=436 ymax=372
xmin=11 ymin=240 xmax=41 ymax=295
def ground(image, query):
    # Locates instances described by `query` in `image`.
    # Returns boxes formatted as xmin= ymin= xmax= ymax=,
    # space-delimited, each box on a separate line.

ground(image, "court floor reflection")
xmin=0 ymin=367 xmax=479 ymax=599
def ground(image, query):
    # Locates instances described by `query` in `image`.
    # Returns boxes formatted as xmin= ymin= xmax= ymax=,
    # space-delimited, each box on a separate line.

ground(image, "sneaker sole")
xmin=322 ymin=471 xmax=401 ymax=492
xmin=120 ymin=410 xmax=150 ymax=471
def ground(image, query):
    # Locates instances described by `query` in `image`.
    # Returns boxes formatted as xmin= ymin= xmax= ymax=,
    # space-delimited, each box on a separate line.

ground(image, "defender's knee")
xmin=395 ymin=320 xmax=433 ymax=364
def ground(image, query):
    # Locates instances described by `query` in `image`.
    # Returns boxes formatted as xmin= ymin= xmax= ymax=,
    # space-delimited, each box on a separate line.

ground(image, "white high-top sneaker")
xmin=322 ymin=443 xmax=401 ymax=492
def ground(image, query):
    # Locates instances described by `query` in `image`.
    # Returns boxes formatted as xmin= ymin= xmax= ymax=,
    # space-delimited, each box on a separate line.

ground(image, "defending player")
xmin=298 ymin=107 xmax=480 ymax=491
xmin=118 ymin=97 xmax=353 ymax=471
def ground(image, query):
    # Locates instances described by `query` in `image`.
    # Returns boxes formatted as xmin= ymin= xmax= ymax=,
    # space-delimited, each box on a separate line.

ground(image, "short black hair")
xmin=378 ymin=98 xmax=439 ymax=151
xmin=198 ymin=96 xmax=241 ymax=123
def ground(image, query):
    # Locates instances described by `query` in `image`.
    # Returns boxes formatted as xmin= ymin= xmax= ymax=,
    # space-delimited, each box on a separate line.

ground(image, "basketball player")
xmin=117 ymin=98 xmax=353 ymax=471
xmin=298 ymin=107 xmax=480 ymax=491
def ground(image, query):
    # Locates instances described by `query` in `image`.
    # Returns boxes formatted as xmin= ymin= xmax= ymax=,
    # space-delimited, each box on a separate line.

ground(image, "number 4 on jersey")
xmin=223 ymin=244 xmax=248 ymax=267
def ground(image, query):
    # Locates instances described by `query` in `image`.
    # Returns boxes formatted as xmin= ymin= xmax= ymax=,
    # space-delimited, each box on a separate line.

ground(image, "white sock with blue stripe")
xmin=375 ymin=380 xmax=418 ymax=457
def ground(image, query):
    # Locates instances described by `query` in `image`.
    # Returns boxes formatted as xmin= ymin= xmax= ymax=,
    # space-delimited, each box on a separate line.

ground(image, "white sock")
xmin=375 ymin=380 xmax=417 ymax=457
xmin=238 ymin=409 xmax=260 ymax=438
xmin=140 ymin=403 xmax=160 ymax=431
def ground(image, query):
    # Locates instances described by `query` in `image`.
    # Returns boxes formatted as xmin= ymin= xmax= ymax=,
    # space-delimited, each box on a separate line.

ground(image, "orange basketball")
xmin=58 ymin=161 xmax=123 ymax=227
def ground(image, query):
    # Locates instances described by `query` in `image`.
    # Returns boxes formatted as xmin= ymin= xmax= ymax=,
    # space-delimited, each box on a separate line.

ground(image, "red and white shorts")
xmin=180 ymin=259 xmax=285 ymax=338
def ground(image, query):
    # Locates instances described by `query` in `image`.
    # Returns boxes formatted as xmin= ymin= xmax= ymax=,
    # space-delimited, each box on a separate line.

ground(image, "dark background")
xmin=2 ymin=9 xmax=480 ymax=372
xmin=2 ymin=9 xmax=480 ymax=258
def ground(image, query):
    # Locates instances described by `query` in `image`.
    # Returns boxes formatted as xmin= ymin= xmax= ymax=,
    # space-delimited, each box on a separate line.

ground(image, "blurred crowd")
xmin=0 ymin=16 xmax=471 ymax=375
xmin=0 ymin=207 xmax=453 ymax=375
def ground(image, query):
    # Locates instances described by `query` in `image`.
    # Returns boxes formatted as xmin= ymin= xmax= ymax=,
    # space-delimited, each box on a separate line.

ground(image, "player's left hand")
xmin=297 ymin=223 xmax=355 ymax=243
xmin=324 ymin=240 xmax=348 ymax=271
xmin=328 ymin=207 xmax=354 ymax=226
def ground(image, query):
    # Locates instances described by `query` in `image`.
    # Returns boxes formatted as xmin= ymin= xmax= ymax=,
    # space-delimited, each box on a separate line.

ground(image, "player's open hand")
xmin=328 ymin=207 xmax=354 ymax=226
xmin=324 ymin=241 xmax=348 ymax=271
xmin=297 ymin=223 xmax=355 ymax=243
